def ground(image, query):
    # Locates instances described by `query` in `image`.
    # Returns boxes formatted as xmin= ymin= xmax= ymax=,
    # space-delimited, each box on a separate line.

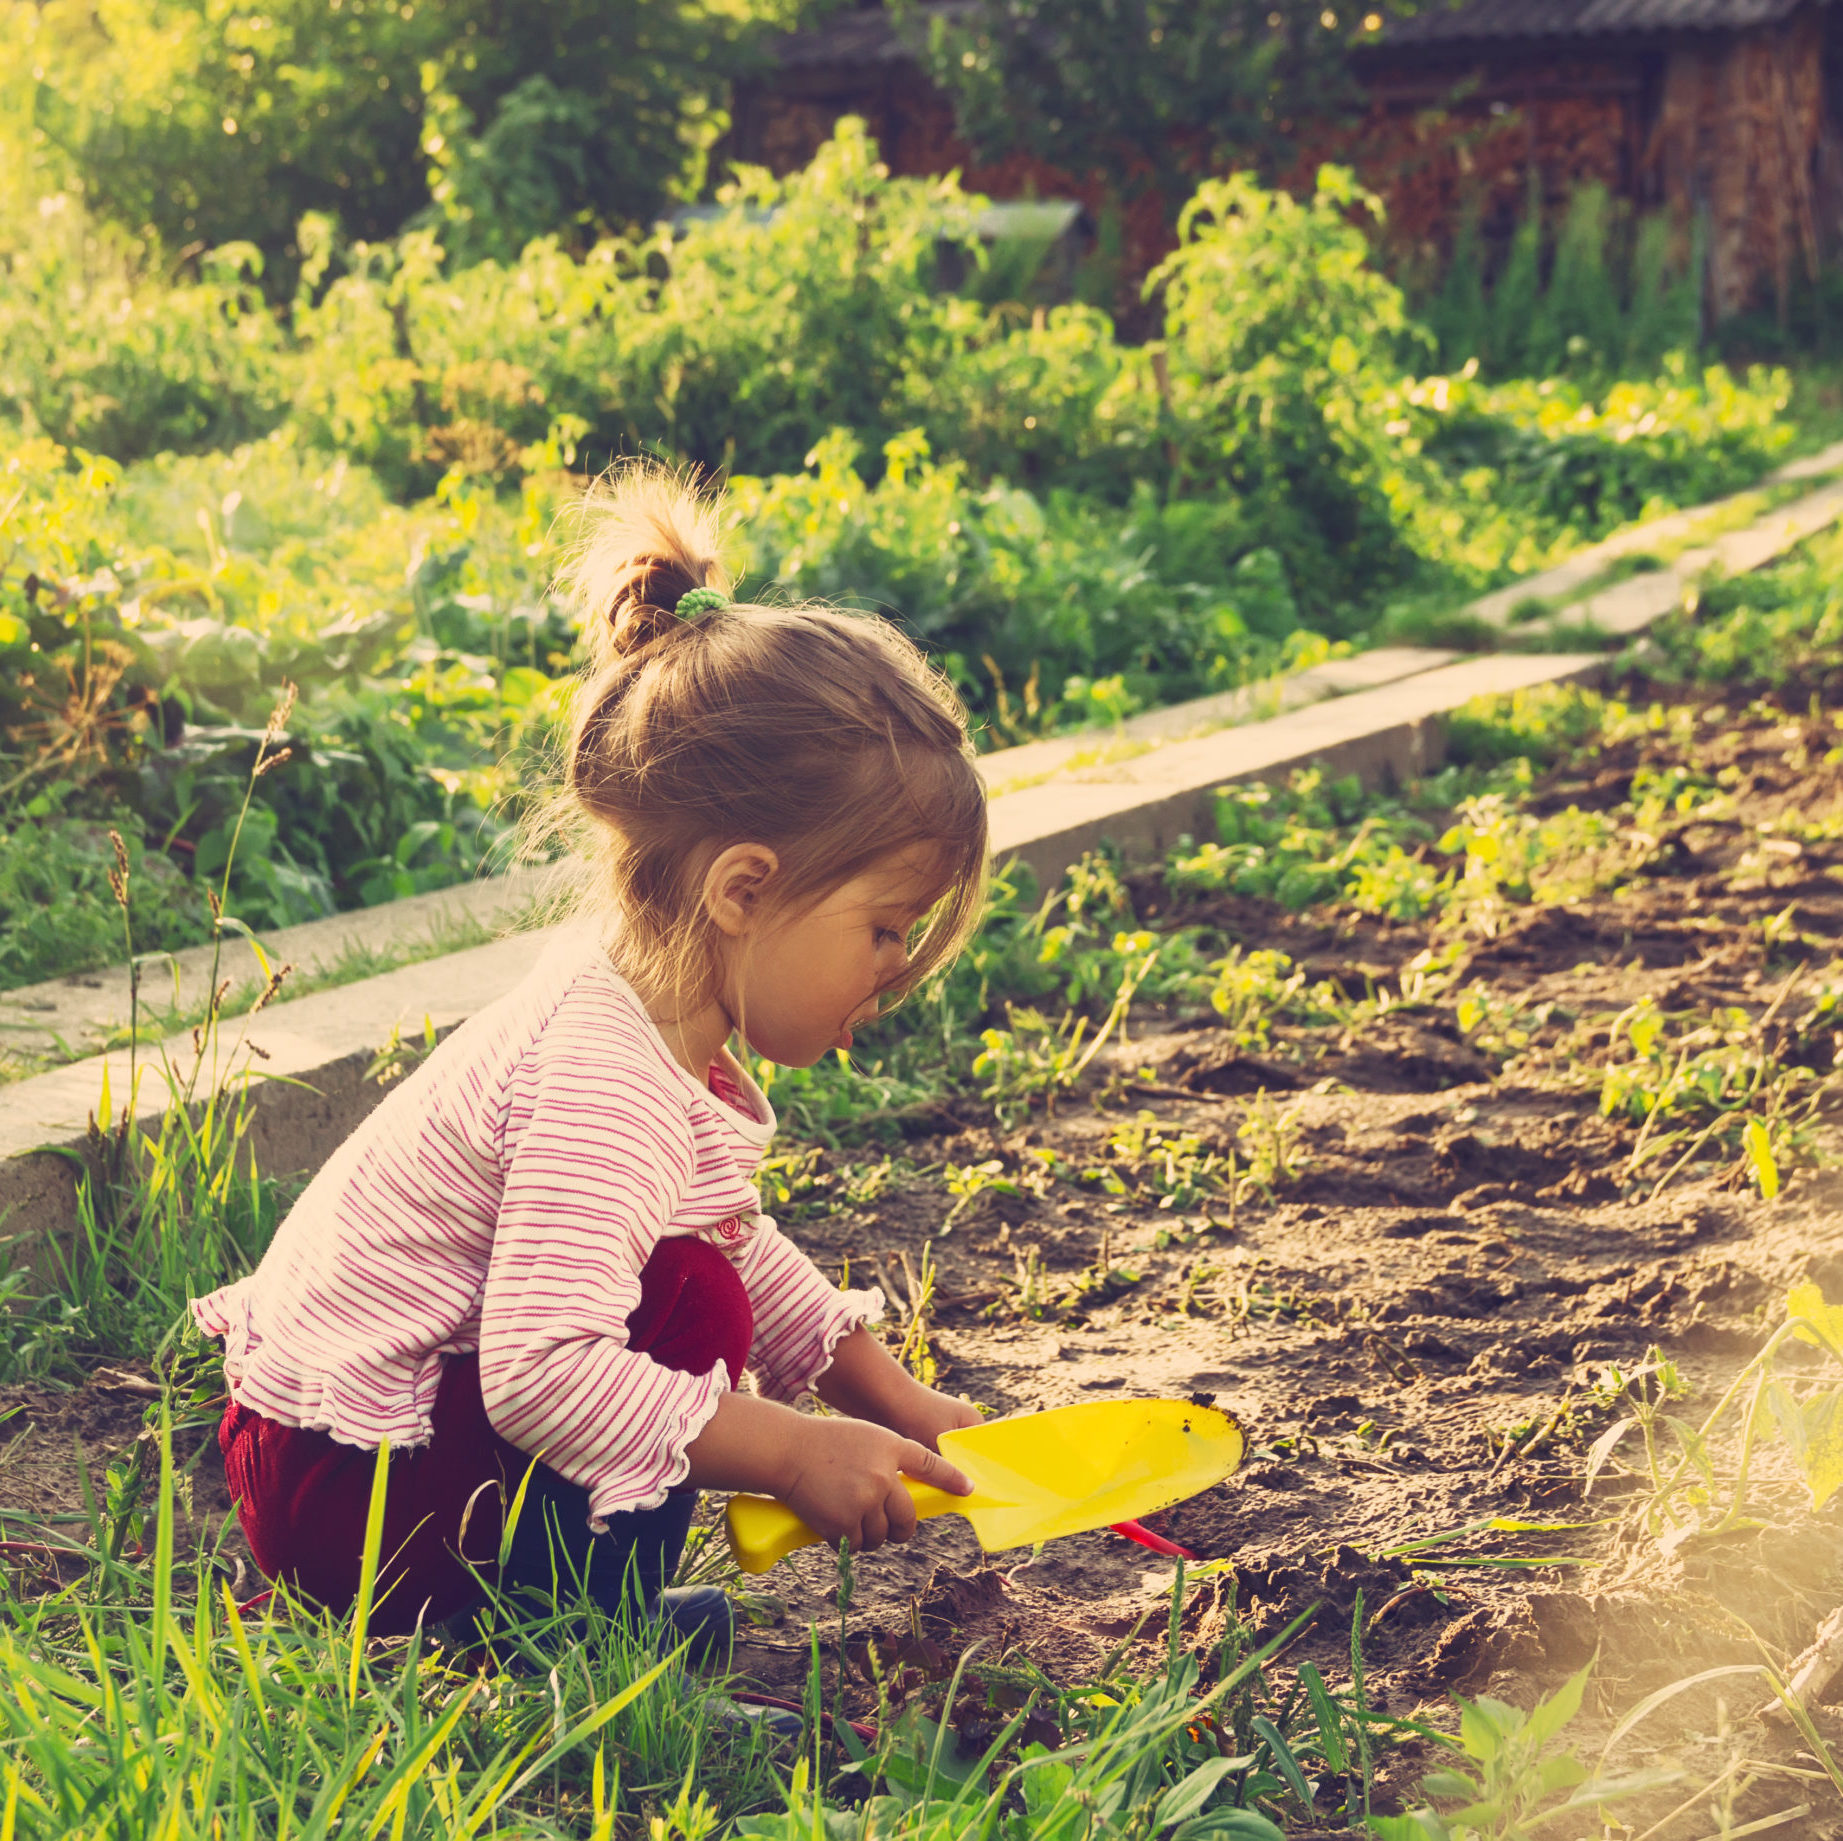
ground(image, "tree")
xmin=10 ymin=0 xmax=815 ymax=274
xmin=890 ymin=0 xmax=1391 ymax=215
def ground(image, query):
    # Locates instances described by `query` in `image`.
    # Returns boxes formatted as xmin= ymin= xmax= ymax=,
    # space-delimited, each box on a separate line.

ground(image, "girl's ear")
xmin=703 ymin=843 xmax=781 ymax=938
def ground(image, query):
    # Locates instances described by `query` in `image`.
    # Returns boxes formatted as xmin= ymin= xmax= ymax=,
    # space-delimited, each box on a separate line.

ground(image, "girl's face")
xmin=727 ymin=846 xmax=943 ymax=1068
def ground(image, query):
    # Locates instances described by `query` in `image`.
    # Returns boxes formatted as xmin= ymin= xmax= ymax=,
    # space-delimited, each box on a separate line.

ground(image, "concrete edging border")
xmin=1 ymin=649 xmax=1600 ymax=1251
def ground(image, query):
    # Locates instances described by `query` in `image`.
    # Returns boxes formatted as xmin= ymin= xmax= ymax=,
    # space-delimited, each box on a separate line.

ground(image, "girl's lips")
xmin=836 ymin=1028 xmax=854 ymax=1051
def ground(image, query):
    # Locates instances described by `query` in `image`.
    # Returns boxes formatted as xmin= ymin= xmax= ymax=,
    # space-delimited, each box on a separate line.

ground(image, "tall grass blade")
xmin=348 ymin=1440 xmax=392 ymax=1704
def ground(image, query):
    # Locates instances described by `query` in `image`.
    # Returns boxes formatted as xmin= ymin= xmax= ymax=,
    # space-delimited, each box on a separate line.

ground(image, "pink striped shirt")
xmin=191 ymin=928 xmax=883 ymax=1527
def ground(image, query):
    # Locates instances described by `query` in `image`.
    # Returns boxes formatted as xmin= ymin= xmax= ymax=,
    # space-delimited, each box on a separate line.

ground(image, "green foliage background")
xmin=0 ymin=0 xmax=1813 ymax=995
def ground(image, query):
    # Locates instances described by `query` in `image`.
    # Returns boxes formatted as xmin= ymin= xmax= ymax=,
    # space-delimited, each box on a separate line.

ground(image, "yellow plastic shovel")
xmin=726 ymin=1398 xmax=1243 ymax=1574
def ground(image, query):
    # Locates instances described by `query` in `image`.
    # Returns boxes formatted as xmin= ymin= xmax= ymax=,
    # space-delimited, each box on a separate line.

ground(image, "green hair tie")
xmin=675 ymin=586 xmax=730 ymax=621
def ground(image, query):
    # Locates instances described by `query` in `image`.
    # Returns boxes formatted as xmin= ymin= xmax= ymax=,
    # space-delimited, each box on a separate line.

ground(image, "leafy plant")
xmin=1087 ymin=1112 xmax=1231 ymax=1213
xmin=1231 ymin=1093 xmax=1310 ymax=1204
xmin=974 ymin=938 xmax=1160 ymax=1129
xmin=1368 ymin=1662 xmax=1672 ymax=1841
xmin=1597 ymin=995 xmax=1828 ymax=1198
xmin=1583 ymin=1285 xmax=1843 ymax=1553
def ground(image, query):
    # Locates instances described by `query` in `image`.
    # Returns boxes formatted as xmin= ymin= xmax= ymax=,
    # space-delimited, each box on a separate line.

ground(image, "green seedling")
xmin=1453 ymin=984 xmax=1541 ymax=1059
xmin=1599 ymin=991 xmax=1828 ymax=1199
xmin=1584 ymin=1284 xmax=1843 ymax=1552
xmin=1206 ymin=1255 xmax=1338 ymax=1336
xmin=1232 ymin=1092 xmax=1310 ymax=1202
xmin=1368 ymin=1662 xmax=1676 ymax=1841
xmin=943 ymin=1158 xmax=1025 ymax=1232
xmin=1437 ymin=795 xmax=1626 ymax=937
xmin=1011 ymin=1245 xmax=1052 ymax=1321
xmin=1088 ymin=1111 xmax=1232 ymax=1211
xmin=1207 ymin=947 xmax=1348 ymax=1051
xmin=974 ymin=940 xmax=1161 ymax=1128
xmin=363 ymin=1011 xmax=439 ymax=1085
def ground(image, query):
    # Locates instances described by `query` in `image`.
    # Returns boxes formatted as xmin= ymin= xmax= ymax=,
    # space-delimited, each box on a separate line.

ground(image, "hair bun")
xmin=563 ymin=465 xmax=728 ymax=663
xmin=606 ymin=557 xmax=706 ymax=652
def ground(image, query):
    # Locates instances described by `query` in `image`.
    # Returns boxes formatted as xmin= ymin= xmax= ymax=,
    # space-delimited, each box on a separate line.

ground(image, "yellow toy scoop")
xmin=726 ymin=1397 xmax=1242 ymax=1574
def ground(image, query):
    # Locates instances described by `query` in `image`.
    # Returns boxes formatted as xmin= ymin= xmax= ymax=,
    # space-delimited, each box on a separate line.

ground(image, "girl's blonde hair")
xmin=555 ymin=463 xmax=988 ymax=1023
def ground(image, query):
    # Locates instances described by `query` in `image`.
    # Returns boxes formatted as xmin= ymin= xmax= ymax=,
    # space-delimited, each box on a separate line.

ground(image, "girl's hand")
xmin=884 ymin=1383 xmax=983 ymax=1451
xmin=783 ymin=1415 xmax=972 ymax=1554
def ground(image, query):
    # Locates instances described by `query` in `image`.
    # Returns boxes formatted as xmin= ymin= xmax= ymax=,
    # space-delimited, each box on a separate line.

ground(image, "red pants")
xmin=218 ymin=1236 xmax=752 ymax=1634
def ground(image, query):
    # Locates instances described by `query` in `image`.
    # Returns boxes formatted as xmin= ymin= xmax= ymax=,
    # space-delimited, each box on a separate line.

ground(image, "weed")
xmin=974 ymin=938 xmax=1162 ymax=1128
xmin=1088 ymin=1111 xmax=1232 ymax=1211
xmin=895 ymin=1245 xmax=940 ymax=1388
xmin=743 ymin=1566 xmax=1419 ymax=1838
xmin=943 ymin=1158 xmax=1026 ymax=1233
xmin=1232 ymin=1093 xmax=1311 ymax=1203
xmin=1368 ymin=1662 xmax=1676 ymax=1840
xmin=1598 ymin=991 xmax=1830 ymax=1199
xmin=1583 ymin=1285 xmax=1843 ymax=1553
xmin=0 ymin=1412 xmax=788 ymax=1838
xmin=1207 ymin=947 xmax=1348 ymax=1051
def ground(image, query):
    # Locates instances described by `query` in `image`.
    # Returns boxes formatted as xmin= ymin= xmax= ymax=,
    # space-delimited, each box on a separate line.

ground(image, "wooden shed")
xmin=732 ymin=0 xmax=1841 ymax=322
xmin=1354 ymin=0 xmax=1842 ymax=322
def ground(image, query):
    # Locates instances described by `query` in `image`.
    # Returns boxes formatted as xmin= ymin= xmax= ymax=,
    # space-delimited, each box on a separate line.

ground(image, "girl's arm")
xmin=814 ymin=1325 xmax=984 ymax=1447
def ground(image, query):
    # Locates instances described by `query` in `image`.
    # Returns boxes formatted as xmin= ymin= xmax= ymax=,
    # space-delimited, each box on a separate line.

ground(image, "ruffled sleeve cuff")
xmin=752 ymin=1284 xmax=887 ymax=1406
xmin=581 ymin=1360 xmax=730 ymax=1530
xmin=189 ymin=1278 xmax=259 ymax=1389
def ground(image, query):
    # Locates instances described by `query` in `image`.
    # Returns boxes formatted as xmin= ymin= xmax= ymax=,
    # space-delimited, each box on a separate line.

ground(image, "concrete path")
xmin=0 ymin=865 xmax=558 ymax=1072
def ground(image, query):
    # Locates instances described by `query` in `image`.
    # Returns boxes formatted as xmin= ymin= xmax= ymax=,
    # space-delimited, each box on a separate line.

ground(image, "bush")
xmin=0 ymin=123 xmax=1818 ymax=988
xmin=1149 ymin=166 xmax=1427 ymax=615
xmin=1409 ymin=356 xmax=1794 ymax=538
xmin=896 ymin=300 xmax=1158 ymax=499
xmin=1422 ymin=180 xmax=1702 ymax=379
xmin=727 ymin=429 xmax=1299 ymax=732
xmin=12 ymin=0 xmax=771 ymax=270
xmin=0 ymin=213 xmax=291 ymax=458
xmin=0 ymin=432 xmax=564 ymax=978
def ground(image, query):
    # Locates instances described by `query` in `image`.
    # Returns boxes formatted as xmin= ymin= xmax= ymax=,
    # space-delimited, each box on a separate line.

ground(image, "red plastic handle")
xmin=1109 ymin=1519 xmax=1197 ymax=1560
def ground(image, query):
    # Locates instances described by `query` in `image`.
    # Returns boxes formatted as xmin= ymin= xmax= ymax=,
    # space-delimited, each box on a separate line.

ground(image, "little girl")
xmin=192 ymin=468 xmax=989 ymax=1651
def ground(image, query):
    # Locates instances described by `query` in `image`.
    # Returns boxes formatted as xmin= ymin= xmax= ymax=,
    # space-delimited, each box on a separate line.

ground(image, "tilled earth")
xmin=9 ymin=692 xmax=1843 ymax=1830
xmin=741 ymin=696 xmax=1843 ymax=1826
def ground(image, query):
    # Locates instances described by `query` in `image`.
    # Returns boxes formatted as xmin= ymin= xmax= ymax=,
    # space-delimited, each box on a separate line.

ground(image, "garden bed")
xmin=711 ymin=693 xmax=1843 ymax=1800
xmin=8 ymin=677 xmax=1843 ymax=1833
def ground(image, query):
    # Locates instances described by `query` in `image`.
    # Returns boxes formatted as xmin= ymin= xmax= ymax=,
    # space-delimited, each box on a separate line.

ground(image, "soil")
xmin=9 ymin=694 xmax=1843 ymax=1832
